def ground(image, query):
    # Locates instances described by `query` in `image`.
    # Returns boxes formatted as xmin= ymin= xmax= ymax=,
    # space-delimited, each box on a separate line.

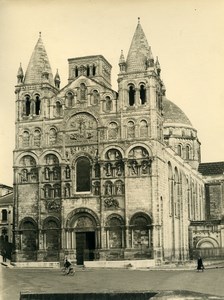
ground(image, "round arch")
xmin=39 ymin=150 xmax=62 ymax=165
xmin=14 ymin=152 xmax=38 ymax=167
xmin=125 ymin=143 xmax=153 ymax=158
xmin=105 ymin=213 xmax=124 ymax=227
xmin=19 ymin=217 xmax=37 ymax=230
xmin=65 ymin=207 xmax=100 ymax=228
xmin=129 ymin=211 xmax=152 ymax=226
xmin=196 ymin=237 xmax=219 ymax=248
xmin=100 ymin=145 xmax=125 ymax=160
xmin=42 ymin=216 xmax=61 ymax=229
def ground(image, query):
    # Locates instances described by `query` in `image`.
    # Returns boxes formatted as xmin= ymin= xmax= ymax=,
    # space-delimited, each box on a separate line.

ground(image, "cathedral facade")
xmin=13 ymin=20 xmax=214 ymax=265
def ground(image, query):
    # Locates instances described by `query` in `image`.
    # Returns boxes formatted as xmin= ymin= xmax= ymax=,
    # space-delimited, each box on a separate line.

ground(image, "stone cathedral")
xmin=13 ymin=19 xmax=224 ymax=265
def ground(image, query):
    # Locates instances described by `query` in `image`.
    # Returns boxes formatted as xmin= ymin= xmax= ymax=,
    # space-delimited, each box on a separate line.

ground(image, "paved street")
xmin=1 ymin=265 xmax=224 ymax=300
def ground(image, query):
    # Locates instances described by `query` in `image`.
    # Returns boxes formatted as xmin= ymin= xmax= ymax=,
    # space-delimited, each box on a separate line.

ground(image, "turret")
xmin=155 ymin=56 xmax=161 ymax=76
xmin=17 ymin=63 xmax=24 ymax=84
xmin=119 ymin=50 xmax=126 ymax=73
xmin=54 ymin=69 xmax=60 ymax=89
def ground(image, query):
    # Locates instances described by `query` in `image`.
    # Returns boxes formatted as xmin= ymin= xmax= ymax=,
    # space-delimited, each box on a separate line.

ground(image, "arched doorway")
xmin=66 ymin=209 xmax=100 ymax=265
xmin=75 ymin=216 xmax=96 ymax=265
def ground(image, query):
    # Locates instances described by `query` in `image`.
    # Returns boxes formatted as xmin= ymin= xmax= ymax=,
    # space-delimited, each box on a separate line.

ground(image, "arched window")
xmin=92 ymin=65 xmax=96 ymax=76
xmin=177 ymin=144 xmax=182 ymax=157
xmin=186 ymin=145 xmax=190 ymax=160
xmin=33 ymin=129 xmax=41 ymax=147
xmin=35 ymin=95 xmax=41 ymax=115
xmin=127 ymin=121 xmax=135 ymax=138
xmin=2 ymin=209 xmax=7 ymax=221
xmin=25 ymin=95 xmax=31 ymax=116
xmin=55 ymin=101 xmax=62 ymax=116
xmin=80 ymin=83 xmax=87 ymax=100
xmin=139 ymin=120 xmax=148 ymax=137
xmin=92 ymin=90 xmax=99 ymax=105
xmin=66 ymin=92 xmax=73 ymax=107
xmin=75 ymin=66 xmax=79 ymax=77
xmin=49 ymin=128 xmax=57 ymax=145
xmin=140 ymin=84 xmax=146 ymax=104
xmin=108 ymin=122 xmax=118 ymax=140
xmin=22 ymin=131 xmax=30 ymax=147
xmin=105 ymin=96 xmax=112 ymax=111
xmin=128 ymin=85 xmax=135 ymax=106
xmin=76 ymin=157 xmax=91 ymax=192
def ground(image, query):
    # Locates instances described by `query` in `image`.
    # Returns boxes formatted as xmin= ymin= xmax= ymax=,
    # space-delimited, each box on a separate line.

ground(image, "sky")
xmin=0 ymin=0 xmax=223 ymax=186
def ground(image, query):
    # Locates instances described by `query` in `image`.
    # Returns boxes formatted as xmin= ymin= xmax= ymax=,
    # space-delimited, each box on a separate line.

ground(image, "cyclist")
xmin=64 ymin=258 xmax=72 ymax=275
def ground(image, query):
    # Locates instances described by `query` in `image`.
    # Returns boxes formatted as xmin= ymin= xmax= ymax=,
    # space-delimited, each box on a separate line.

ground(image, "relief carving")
xmin=104 ymin=198 xmax=119 ymax=209
xmin=66 ymin=113 xmax=97 ymax=144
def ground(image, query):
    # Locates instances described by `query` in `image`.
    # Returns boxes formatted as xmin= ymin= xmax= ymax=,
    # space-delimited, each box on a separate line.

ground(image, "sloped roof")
xmin=163 ymin=98 xmax=193 ymax=127
xmin=126 ymin=21 xmax=150 ymax=72
xmin=198 ymin=162 xmax=224 ymax=176
xmin=24 ymin=36 xmax=54 ymax=85
xmin=0 ymin=192 xmax=13 ymax=206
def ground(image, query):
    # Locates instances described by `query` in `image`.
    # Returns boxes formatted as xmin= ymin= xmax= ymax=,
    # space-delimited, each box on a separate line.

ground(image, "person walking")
xmin=2 ymin=249 xmax=7 ymax=262
xmin=197 ymin=256 xmax=204 ymax=271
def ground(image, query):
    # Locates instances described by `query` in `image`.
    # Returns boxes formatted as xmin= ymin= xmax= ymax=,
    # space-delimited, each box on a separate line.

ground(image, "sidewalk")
xmin=1 ymin=254 xmax=224 ymax=271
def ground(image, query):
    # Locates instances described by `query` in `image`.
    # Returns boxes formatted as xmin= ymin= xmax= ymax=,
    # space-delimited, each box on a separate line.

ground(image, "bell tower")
xmin=118 ymin=18 xmax=165 ymax=142
xmin=14 ymin=33 xmax=60 ymax=124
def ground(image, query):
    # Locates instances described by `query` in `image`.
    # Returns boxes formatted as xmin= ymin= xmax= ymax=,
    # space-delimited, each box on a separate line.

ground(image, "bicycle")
xmin=61 ymin=266 xmax=75 ymax=276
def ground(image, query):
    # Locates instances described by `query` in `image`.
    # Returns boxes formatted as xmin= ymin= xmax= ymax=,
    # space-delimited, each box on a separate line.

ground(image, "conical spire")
xmin=24 ymin=32 xmax=54 ymax=85
xmin=17 ymin=63 xmax=24 ymax=84
xmin=126 ymin=18 xmax=151 ymax=72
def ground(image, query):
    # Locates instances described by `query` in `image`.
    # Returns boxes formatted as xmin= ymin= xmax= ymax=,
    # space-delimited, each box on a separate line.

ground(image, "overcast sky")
xmin=0 ymin=0 xmax=223 ymax=186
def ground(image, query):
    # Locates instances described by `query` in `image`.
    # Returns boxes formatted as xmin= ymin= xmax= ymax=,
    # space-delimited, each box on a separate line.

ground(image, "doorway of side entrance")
xmin=76 ymin=231 xmax=95 ymax=265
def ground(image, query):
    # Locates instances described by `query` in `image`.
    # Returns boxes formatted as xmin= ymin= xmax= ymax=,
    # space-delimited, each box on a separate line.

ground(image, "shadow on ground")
xmin=20 ymin=290 xmax=223 ymax=300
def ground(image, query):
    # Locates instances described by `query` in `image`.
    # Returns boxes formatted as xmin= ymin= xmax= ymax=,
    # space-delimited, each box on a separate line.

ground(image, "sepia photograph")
xmin=0 ymin=0 xmax=224 ymax=299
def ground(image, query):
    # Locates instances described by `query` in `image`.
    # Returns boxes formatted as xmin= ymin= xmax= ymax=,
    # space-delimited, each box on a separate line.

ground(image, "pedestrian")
xmin=197 ymin=256 xmax=204 ymax=271
xmin=2 ymin=249 xmax=7 ymax=262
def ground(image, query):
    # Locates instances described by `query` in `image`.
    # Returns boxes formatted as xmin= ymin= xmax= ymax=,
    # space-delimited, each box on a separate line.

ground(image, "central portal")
xmin=76 ymin=231 xmax=95 ymax=265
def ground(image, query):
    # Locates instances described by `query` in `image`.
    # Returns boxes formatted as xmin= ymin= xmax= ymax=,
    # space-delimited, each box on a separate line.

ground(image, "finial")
xmin=138 ymin=17 xmax=140 ymax=24
xmin=39 ymin=32 xmax=41 ymax=38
